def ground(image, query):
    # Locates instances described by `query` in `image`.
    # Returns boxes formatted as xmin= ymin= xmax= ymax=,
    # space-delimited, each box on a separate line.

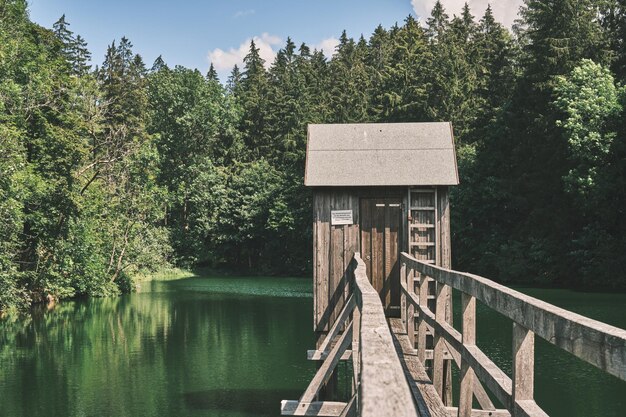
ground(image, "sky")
xmin=28 ymin=0 xmax=523 ymax=81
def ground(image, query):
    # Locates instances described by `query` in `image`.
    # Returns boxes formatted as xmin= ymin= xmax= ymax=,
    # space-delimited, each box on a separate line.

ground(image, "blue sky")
xmin=28 ymin=0 xmax=521 ymax=80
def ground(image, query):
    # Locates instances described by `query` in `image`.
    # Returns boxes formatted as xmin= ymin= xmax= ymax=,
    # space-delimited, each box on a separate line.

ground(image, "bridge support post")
xmin=433 ymin=282 xmax=449 ymax=399
xmin=512 ymin=323 xmax=534 ymax=416
xmin=407 ymin=270 xmax=415 ymax=350
xmin=458 ymin=293 xmax=476 ymax=417
xmin=401 ymin=262 xmax=407 ymax=329
xmin=416 ymin=271 xmax=428 ymax=363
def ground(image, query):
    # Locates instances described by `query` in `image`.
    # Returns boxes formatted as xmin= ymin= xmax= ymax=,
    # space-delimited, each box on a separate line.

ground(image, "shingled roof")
xmin=304 ymin=122 xmax=459 ymax=186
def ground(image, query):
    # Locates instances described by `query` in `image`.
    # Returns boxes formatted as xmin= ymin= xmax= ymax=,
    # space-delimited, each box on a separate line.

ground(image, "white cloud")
xmin=207 ymin=34 xmax=340 ymax=81
xmin=234 ymin=9 xmax=255 ymax=18
xmin=313 ymin=37 xmax=340 ymax=57
xmin=208 ymin=32 xmax=283 ymax=74
xmin=411 ymin=0 xmax=523 ymax=28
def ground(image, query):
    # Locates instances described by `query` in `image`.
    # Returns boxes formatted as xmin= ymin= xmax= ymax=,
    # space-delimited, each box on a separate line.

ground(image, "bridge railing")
xmin=282 ymin=253 xmax=417 ymax=417
xmin=400 ymin=251 xmax=626 ymax=417
xmin=352 ymin=253 xmax=417 ymax=417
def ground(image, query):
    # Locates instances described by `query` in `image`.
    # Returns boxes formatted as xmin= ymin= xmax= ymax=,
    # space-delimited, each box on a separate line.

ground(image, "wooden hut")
xmin=305 ymin=122 xmax=459 ymax=340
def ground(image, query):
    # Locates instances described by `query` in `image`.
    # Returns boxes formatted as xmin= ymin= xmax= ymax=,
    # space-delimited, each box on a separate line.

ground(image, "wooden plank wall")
xmin=313 ymin=188 xmax=360 ymax=336
xmin=313 ymin=187 xmax=409 ymax=336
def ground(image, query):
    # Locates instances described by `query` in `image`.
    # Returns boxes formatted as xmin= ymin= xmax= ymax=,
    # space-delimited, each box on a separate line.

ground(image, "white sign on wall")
xmin=331 ymin=210 xmax=353 ymax=225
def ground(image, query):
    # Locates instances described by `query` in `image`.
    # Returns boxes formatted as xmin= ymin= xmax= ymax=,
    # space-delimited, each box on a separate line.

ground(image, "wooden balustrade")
xmin=283 ymin=253 xmax=417 ymax=417
xmin=399 ymin=251 xmax=626 ymax=417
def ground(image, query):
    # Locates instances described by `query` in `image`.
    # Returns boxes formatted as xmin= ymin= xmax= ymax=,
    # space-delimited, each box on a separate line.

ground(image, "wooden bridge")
xmin=283 ymin=122 xmax=626 ymax=417
xmin=281 ymin=251 xmax=626 ymax=417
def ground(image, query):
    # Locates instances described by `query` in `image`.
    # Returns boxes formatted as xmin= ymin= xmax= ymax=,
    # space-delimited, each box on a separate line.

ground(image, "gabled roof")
xmin=304 ymin=122 xmax=459 ymax=186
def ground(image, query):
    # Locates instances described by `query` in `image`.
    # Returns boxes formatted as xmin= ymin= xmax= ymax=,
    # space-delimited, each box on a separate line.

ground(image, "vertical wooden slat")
xmin=387 ymin=199 xmax=401 ymax=311
xmin=433 ymin=282 xmax=449 ymax=397
xmin=316 ymin=191 xmax=330 ymax=335
xmin=360 ymin=198 xmax=372 ymax=286
xmin=401 ymin=262 xmax=407 ymax=329
xmin=407 ymin=271 xmax=415 ymax=350
xmin=372 ymin=199 xmax=385 ymax=304
xmin=459 ymin=293 xmax=476 ymax=417
xmin=417 ymin=271 xmax=428 ymax=364
xmin=330 ymin=222 xmax=345 ymax=326
xmin=313 ymin=192 xmax=319 ymax=331
xmin=438 ymin=187 xmax=453 ymax=405
xmin=352 ymin=283 xmax=361 ymax=396
xmin=383 ymin=199 xmax=392 ymax=309
xmin=512 ymin=323 xmax=535 ymax=416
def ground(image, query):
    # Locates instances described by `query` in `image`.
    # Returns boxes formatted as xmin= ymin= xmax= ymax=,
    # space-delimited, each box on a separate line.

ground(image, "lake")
xmin=0 ymin=276 xmax=624 ymax=416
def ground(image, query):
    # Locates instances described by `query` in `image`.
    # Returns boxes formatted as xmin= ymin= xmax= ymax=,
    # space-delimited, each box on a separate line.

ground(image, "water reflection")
xmin=2 ymin=278 xmax=625 ymax=417
xmin=0 ymin=276 xmax=315 ymax=417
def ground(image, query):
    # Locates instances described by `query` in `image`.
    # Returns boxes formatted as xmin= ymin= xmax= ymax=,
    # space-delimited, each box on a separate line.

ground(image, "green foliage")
xmin=554 ymin=60 xmax=623 ymax=195
xmin=5 ymin=0 xmax=626 ymax=313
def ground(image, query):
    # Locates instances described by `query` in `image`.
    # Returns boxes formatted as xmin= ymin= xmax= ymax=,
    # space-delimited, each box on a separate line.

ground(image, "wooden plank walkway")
xmin=283 ymin=252 xmax=626 ymax=417
xmin=388 ymin=318 xmax=448 ymax=417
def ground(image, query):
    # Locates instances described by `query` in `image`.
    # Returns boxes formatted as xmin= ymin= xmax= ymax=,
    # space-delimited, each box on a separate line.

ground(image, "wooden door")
xmin=360 ymin=198 xmax=402 ymax=314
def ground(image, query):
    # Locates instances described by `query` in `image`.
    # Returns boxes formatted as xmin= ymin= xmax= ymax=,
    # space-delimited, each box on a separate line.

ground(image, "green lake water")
xmin=0 ymin=276 xmax=625 ymax=417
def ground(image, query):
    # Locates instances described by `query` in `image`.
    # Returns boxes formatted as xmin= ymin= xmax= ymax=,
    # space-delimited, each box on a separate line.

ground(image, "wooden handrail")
xmin=352 ymin=253 xmax=418 ymax=417
xmin=400 ymin=251 xmax=626 ymax=417
xmin=282 ymin=253 xmax=418 ymax=417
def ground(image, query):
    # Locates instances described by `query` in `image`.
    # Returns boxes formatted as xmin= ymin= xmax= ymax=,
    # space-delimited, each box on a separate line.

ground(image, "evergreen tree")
xmin=238 ymin=40 xmax=269 ymax=158
xmin=328 ymin=30 xmax=369 ymax=122
xmin=151 ymin=55 xmax=167 ymax=72
xmin=207 ymin=62 xmax=218 ymax=81
xmin=227 ymin=64 xmax=242 ymax=95
xmin=426 ymin=0 xmax=450 ymax=40
xmin=72 ymin=35 xmax=92 ymax=74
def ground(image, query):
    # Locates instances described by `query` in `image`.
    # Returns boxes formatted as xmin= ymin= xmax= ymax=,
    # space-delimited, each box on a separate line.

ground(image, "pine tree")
xmin=227 ymin=64 xmax=242 ymax=95
xmin=328 ymin=31 xmax=369 ymax=122
xmin=426 ymin=0 xmax=449 ymax=40
xmin=206 ymin=62 xmax=218 ymax=81
xmin=238 ymin=40 xmax=269 ymax=158
xmin=151 ymin=55 xmax=168 ymax=72
xmin=53 ymin=14 xmax=73 ymax=52
xmin=601 ymin=0 xmax=626 ymax=82
xmin=71 ymin=35 xmax=92 ymax=74
xmin=371 ymin=15 xmax=430 ymax=122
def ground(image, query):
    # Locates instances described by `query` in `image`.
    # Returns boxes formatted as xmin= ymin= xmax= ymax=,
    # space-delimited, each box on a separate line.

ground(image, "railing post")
xmin=416 ymin=271 xmax=428 ymax=363
xmin=407 ymin=269 xmax=415 ymax=350
xmin=458 ymin=293 xmax=476 ymax=417
xmin=352 ymin=299 xmax=361 ymax=396
xmin=512 ymin=323 xmax=534 ymax=416
xmin=433 ymin=282 xmax=449 ymax=398
xmin=401 ymin=262 xmax=407 ymax=330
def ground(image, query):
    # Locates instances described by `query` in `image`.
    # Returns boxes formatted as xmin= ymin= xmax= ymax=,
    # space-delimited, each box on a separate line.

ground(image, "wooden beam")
xmin=339 ymin=395 xmax=356 ymax=417
xmin=401 ymin=262 xmax=407 ymax=330
xmin=445 ymin=407 xmax=510 ymax=417
xmin=407 ymin=270 xmax=415 ymax=351
xmin=459 ymin=293 xmax=476 ymax=417
xmin=417 ymin=271 xmax=429 ymax=364
xmin=301 ymin=323 xmax=353 ymax=403
xmin=512 ymin=323 xmax=534 ymax=417
xmin=352 ymin=254 xmax=418 ymax=417
xmin=433 ymin=282 xmax=449 ymax=398
xmin=317 ymin=294 xmax=356 ymax=354
xmin=307 ymin=350 xmax=352 ymax=361
xmin=281 ymin=400 xmax=348 ymax=416
xmin=407 ymin=290 xmax=513 ymax=410
xmin=442 ymin=340 xmax=495 ymax=411
xmin=401 ymin=252 xmax=626 ymax=381
xmin=389 ymin=318 xmax=449 ymax=417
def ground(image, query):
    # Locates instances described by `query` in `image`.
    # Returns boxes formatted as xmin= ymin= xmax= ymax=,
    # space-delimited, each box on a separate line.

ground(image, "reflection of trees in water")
xmin=0 ymin=285 xmax=315 ymax=417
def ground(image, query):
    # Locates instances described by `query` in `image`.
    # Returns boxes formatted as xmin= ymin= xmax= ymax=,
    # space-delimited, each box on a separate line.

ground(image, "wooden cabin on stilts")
xmin=306 ymin=122 xmax=459 ymax=402
xmin=283 ymin=122 xmax=626 ymax=417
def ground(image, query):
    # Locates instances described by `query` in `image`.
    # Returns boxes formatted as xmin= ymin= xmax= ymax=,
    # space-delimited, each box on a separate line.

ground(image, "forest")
xmin=2 ymin=0 xmax=626 ymax=312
